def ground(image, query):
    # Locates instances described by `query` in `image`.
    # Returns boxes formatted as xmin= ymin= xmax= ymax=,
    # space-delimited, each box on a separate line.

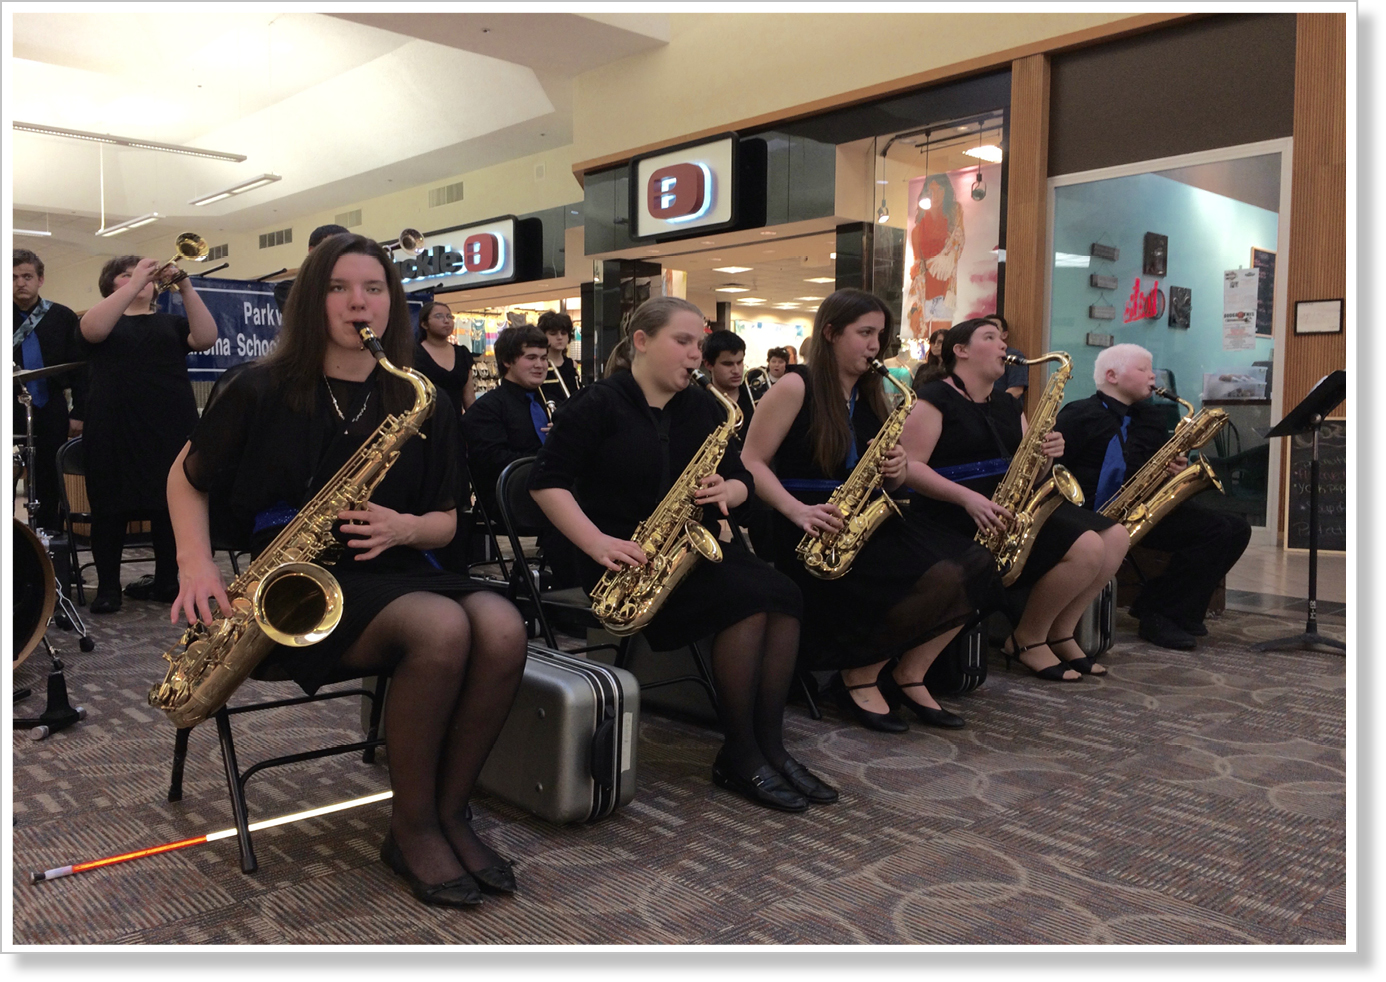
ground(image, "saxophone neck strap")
xmin=13 ymin=299 xmax=52 ymax=348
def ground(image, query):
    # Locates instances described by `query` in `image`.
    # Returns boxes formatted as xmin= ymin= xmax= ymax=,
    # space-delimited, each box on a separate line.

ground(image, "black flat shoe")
xmin=123 ymin=575 xmax=156 ymax=600
xmin=380 ymin=832 xmax=483 ymax=908
xmin=1138 ymin=614 xmax=1196 ymax=650
xmin=828 ymin=672 xmax=909 ymax=733
xmin=1000 ymin=635 xmax=1081 ymax=682
xmin=89 ymin=593 xmax=122 ymax=614
xmin=467 ymin=861 xmax=517 ymax=895
xmin=879 ymin=667 xmax=966 ymax=728
xmin=1047 ymin=636 xmax=1106 ymax=676
xmin=711 ymin=757 xmax=808 ymax=812
xmin=778 ymin=756 xmax=839 ymax=804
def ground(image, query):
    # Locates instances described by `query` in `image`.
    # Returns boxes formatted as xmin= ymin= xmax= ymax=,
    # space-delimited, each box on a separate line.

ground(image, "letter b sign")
xmin=647 ymin=163 xmax=708 ymax=222
xmin=462 ymin=233 xmax=502 ymax=273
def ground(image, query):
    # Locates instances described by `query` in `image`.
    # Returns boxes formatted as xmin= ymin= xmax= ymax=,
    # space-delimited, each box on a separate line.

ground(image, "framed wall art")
xmin=1294 ymin=298 xmax=1344 ymax=335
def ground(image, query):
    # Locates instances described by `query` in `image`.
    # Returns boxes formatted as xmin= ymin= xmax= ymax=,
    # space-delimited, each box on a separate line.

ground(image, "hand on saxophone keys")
xmin=1039 ymin=430 xmax=1065 ymax=459
xmin=962 ymin=489 xmax=1012 ymax=534
xmin=868 ymin=439 xmax=908 ymax=483
xmin=584 ymin=534 xmax=649 ymax=572
xmin=1167 ymin=453 xmax=1189 ymax=476
xmin=693 ymin=474 xmax=746 ymax=516
xmin=172 ymin=553 xmax=232 ymax=628
xmin=793 ymin=502 xmax=845 ymax=539
xmin=337 ymin=502 xmax=417 ymax=561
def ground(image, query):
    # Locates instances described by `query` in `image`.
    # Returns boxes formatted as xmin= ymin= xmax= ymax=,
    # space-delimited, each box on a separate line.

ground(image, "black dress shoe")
xmin=828 ymin=672 xmax=909 ymax=733
xmin=1138 ymin=613 xmax=1197 ymax=650
xmin=467 ymin=861 xmax=517 ymax=895
xmin=380 ymin=832 xmax=483 ymax=908
xmin=1177 ymin=618 xmax=1209 ymax=637
xmin=123 ymin=575 xmax=156 ymax=599
xmin=89 ymin=593 xmax=122 ymax=614
xmin=879 ymin=667 xmax=966 ymax=728
xmin=778 ymin=756 xmax=839 ymax=804
xmin=711 ymin=757 xmax=808 ymax=812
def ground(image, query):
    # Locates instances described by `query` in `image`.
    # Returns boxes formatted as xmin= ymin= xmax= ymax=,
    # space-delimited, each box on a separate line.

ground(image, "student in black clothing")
xmin=1055 ymin=343 xmax=1251 ymax=649
xmin=530 ymin=297 xmax=833 ymax=813
xmin=537 ymin=310 xmax=580 ymax=407
xmin=988 ymin=315 xmax=1029 ymax=400
xmin=743 ymin=290 xmax=1002 ymax=733
xmin=902 ymin=317 xmax=1129 ymax=681
xmin=272 ymin=224 xmax=350 ymax=311
xmin=701 ymin=330 xmax=756 ymax=443
xmin=13 ymin=248 xmax=86 ymax=531
xmin=168 ymin=233 xmax=525 ymax=909
xmin=415 ymin=300 xmax=476 ymax=416
xmin=765 ymin=347 xmax=789 ymax=383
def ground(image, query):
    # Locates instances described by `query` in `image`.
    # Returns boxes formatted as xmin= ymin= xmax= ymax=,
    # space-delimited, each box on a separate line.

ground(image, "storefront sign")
xmin=631 ymin=135 xmax=739 ymax=240
xmin=394 ymin=215 xmax=542 ymax=291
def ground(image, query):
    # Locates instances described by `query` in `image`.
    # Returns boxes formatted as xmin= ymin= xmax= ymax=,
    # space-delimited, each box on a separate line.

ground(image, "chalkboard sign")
xmin=1251 ymin=247 xmax=1276 ymax=337
xmin=1286 ymin=419 xmax=1346 ymax=551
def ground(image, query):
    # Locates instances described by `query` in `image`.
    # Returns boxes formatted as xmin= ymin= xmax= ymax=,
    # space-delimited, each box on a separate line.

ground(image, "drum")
xmin=14 ymin=519 xmax=57 ymax=669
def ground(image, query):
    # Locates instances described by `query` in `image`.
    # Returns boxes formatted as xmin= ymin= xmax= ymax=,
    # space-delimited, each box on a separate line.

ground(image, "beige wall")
xmin=39 ymin=143 xmax=585 ymax=310
xmin=572 ymin=12 xmax=1136 ymax=166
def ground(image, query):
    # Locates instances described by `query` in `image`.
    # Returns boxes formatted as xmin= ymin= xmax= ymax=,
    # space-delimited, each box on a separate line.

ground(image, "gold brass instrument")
xmin=1098 ymin=387 xmax=1228 ymax=547
xmin=154 ymin=232 xmax=209 ymax=293
xmin=977 ymin=351 xmax=1084 ymax=587
xmin=590 ymin=370 xmax=742 ymax=636
xmin=398 ymin=228 xmax=426 ymax=254
xmin=148 ymin=324 xmax=436 ymax=729
xmin=544 ymin=358 xmax=573 ymax=401
xmin=744 ymin=366 xmax=769 ymax=409
xmin=796 ymin=360 xmax=915 ymax=580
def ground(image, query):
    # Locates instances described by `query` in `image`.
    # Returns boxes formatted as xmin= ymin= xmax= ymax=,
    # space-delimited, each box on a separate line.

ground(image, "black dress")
xmin=81 ymin=312 xmax=199 ymax=514
xmin=769 ymin=381 xmax=1002 ymax=671
xmin=529 ymin=370 xmax=801 ymax=652
xmin=912 ymin=378 xmax=1113 ymax=589
xmin=414 ymin=341 xmax=474 ymax=417
xmin=183 ymin=363 xmax=484 ymax=695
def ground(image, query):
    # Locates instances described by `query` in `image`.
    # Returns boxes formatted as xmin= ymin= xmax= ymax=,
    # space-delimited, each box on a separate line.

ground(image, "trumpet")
xmin=154 ymin=232 xmax=208 ymax=293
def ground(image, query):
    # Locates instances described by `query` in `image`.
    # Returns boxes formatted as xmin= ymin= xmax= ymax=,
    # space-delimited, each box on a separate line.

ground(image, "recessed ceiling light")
xmin=702 ymin=240 xmax=716 ymax=245
xmin=876 ymin=180 xmax=890 ymax=185
xmin=804 ymin=277 xmax=835 ymax=284
xmin=830 ymin=252 xmax=837 ymax=260
xmin=796 ymin=296 xmax=824 ymax=302
xmin=774 ymin=304 xmax=799 ymax=309
xmin=963 ymin=145 xmax=1004 ymax=163
xmin=715 ymin=285 xmax=750 ymax=293
xmin=759 ymin=230 xmax=776 ymax=236
xmin=739 ymin=297 xmax=766 ymax=304
xmin=713 ymin=265 xmax=752 ymax=273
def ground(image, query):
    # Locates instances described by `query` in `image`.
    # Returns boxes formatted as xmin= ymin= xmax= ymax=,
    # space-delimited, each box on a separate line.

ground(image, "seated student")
xmin=460 ymin=324 xmax=551 ymax=519
xmin=742 ymin=289 xmax=1002 ymax=732
xmin=1055 ymin=343 xmax=1251 ymax=649
xmin=531 ymin=297 xmax=833 ymax=813
xmin=414 ymin=301 xmax=476 ymax=417
xmin=988 ymin=315 xmax=1028 ymax=401
xmin=537 ymin=310 xmax=580 ymax=407
xmin=901 ymin=317 xmax=1128 ymax=681
xmin=702 ymin=329 xmax=756 ymax=445
xmin=765 ymin=347 xmax=790 ymax=384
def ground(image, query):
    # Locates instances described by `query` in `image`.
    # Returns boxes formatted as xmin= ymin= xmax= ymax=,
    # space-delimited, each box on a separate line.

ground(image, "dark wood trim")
xmin=1003 ymin=53 xmax=1051 ymax=415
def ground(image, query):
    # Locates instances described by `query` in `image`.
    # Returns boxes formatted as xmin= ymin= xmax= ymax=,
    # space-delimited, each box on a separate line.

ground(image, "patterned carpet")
xmin=11 ymin=572 xmax=1346 ymax=946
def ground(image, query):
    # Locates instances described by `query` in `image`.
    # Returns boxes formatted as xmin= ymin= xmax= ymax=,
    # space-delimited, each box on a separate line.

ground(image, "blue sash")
xmin=253 ymin=501 xmax=441 ymax=568
xmin=932 ymin=457 xmax=1011 ymax=483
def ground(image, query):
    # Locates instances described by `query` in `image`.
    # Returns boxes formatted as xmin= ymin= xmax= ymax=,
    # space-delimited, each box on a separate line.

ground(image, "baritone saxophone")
xmin=148 ymin=324 xmax=435 ymax=729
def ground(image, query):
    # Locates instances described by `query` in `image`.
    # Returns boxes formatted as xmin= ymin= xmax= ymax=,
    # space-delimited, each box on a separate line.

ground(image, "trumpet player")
xmin=901 ymin=318 xmax=1127 ymax=681
xmin=1055 ymin=344 xmax=1250 ymax=649
xmin=537 ymin=310 xmax=579 ymax=407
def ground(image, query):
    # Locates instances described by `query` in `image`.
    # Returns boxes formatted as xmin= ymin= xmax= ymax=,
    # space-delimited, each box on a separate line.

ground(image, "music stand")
xmin=1253 ymin=369 xmax=1346 ymax=654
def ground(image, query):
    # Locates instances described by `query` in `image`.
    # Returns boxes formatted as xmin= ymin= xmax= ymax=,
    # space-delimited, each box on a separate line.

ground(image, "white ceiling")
xmin=9 ymin=10 xmax=668 ymax=270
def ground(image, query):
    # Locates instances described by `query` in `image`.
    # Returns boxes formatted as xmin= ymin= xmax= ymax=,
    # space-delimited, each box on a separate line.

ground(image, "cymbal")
xmin=13 ymin=361 xmax=86 ymax=384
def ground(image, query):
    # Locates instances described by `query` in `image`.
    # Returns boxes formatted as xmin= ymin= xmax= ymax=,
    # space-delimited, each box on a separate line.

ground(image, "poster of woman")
xmin=902 ymin=164 xmax=1001 ymax=341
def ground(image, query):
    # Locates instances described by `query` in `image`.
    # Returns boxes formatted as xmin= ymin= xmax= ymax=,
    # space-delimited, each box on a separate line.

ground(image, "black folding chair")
xmin=494 ymin=456 xmax=718 ymax=713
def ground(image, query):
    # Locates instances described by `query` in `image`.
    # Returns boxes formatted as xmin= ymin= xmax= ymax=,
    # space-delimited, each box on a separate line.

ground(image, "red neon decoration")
xmin=1123 ymin=277 xmax=1166 ymax=323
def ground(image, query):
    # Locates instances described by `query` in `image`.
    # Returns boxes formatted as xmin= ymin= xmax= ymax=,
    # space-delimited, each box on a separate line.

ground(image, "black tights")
xmin=338 ymin=590 xmax=526 ymax=886
xmin=91 ymin=509 xmax=177 ymax=597
xmin=709 ymin=611 xmax=801 ymax=778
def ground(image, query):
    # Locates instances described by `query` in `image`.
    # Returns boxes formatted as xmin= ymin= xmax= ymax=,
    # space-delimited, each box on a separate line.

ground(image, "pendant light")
xmin=876 ymin=150 xmax=890 ymax=223
xmin=917 ymin=130 xmax=933 ymax=211
xmin=970 ymin=124 xmax=988 ymax=201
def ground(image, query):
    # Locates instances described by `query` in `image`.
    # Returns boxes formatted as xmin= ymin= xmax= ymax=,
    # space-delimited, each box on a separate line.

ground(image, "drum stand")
xmin=14 ymin=638 xmax=87 ymax=741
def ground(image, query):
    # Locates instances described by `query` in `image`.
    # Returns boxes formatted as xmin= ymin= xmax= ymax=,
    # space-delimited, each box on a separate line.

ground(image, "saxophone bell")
xmin=252 ymin=562 xmax=344 ymax=646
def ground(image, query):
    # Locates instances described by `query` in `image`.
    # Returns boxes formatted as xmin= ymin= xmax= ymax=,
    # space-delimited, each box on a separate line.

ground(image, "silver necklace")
xmin=324 ymin=375 xmax=371 ymax=423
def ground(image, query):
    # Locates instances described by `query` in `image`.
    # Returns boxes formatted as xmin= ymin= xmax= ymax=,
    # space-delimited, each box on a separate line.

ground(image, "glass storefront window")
xmin=1048 ymin=149 xmax=1286 ymax=526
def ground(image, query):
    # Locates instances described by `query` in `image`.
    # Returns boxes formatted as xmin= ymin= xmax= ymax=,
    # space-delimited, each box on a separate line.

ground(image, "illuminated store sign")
xmin=631 ymin=135 xmax=739 ymax=240
xmin=395 ymin=215 xmax=541 ymax=291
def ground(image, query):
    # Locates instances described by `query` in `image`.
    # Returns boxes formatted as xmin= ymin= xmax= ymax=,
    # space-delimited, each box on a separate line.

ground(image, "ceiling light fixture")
xmin=877 ymin=150 xmax=890 ymax=223
xmin=804 ymin=277 xmax=835 ymax=284
xmin=188 ymin=173 xmax=282 ymax=206
xmin=14 ymin=228 xmax=52 ymax=237
xmin=14 ymin=122 xmax=248 ymax=162
xmin=738 ymin=298 xmax=766 ymax=304
xmin=918 ymin=130 xmax=933 ymax=211
xmin=970 ymin=127 xmax=988 ymax=201
xmin=963 ymin=144 xmax=1004 ymax=163
xmin=713 ymin=266 xmax=753 ymax=273
xmin=715 ymin=285 xmax=750 ymax=293
xmin=95 ymin=212 xmax=160 ymax=237
xmin=759 ymin=230 xmax=777 ymax=236
xmin=796 ymin=296 xmax=824 ymax=302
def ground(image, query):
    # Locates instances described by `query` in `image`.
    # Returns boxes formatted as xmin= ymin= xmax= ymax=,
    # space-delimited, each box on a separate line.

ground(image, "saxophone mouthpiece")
xmin=690 ymin=369 xmax=711 ymax=388
xmin=1003 ymin=353 xmax=1026 ymax=367
xmin=355 ymin=322 xmax=384 ymax=357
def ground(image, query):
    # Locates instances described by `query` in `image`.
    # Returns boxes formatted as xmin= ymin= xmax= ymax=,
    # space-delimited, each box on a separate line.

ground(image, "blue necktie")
xmin=20 ymin=329 xmax=48 ymax=409
xmin=1094 ymin=415 xmax=1131 ymax=510
xmin=527 ymin=392 xmax=548 ymax=445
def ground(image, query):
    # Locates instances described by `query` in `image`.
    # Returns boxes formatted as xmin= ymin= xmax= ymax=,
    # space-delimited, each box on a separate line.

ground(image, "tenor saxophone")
xmin=148 ymin=324 xmax=436 ymax=729
xmin=1098 ymin=387 xmax=1228 ymax=546
xmin=590 ymin=371 xmax=742 ymax=637
xmin=796 ymin=360 xmax=915 ymax=580
xmin=977 ymin=351 xmax=1084 ymax=587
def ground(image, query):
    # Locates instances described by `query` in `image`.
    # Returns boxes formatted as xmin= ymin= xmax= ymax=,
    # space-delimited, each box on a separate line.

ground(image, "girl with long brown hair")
xmin=742 ymin=289 xmax=1001 ymax=734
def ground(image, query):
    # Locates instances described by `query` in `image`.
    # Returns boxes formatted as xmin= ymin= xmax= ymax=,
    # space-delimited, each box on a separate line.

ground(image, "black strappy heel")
xmin=1047 ymin=635 xmax=1106 ymax=676
xmin=1001 ymin=635 xmax=1081 ymax=682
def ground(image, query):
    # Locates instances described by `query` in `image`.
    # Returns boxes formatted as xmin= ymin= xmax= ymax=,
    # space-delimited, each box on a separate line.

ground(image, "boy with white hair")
xmin=1055 ymin=343 xmax=1251 ymax=649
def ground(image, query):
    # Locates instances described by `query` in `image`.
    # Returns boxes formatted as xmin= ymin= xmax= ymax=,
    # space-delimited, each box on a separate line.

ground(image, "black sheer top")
xmin=915 ymin=377 xmax=1024 ymax=501
xmin=184 ymin=363 xmax=460 ymax=557
xmin=529 ymin=370 xmax=753 ymax=541
xmin=413 ymin=341 xmax=474 ymax=416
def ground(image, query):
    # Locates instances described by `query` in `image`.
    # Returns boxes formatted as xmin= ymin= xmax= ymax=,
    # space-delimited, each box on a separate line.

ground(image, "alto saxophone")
xmin=796 ymin=360 xmax=915 ymax=580
xmin=590 ymin=371 xmax=742 ymax=637
xmin=977 ymin=351 xmax=1084 ymax=587
xmin=1098 ymin=387 xmax=1228 ymax=546
xmin=148 ymin=324 xmax=436 ymax=729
